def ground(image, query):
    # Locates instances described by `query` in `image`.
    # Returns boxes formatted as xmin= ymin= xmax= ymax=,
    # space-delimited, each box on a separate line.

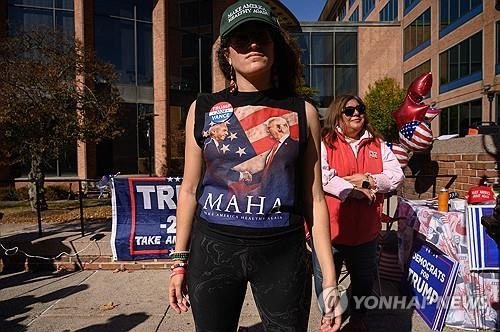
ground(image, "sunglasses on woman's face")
xmin=342 ymin=104 xmax=366 ymax=117
xmin=229 ymin=28 xmax=273 ymax=49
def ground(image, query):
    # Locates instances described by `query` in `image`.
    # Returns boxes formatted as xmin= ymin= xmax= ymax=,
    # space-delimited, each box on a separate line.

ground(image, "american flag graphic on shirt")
xmin=199 ymin=105 xmax=299 ymax=228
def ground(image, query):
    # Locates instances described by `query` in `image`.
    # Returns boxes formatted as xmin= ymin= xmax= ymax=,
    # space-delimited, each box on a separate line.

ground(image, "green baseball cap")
xmin=220 ymin=0 xmax=280 ymax=38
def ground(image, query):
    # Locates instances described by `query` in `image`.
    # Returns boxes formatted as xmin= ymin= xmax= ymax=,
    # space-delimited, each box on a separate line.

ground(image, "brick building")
xmin=0 ymin=0 xmax=299 ymax=180
xmin=320 ymin=0 xmax=500 ymax=197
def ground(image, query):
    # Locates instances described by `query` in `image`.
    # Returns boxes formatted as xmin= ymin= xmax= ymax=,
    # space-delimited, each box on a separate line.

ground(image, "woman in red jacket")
xmin=313 ymin=95 xmax=404 ymax=330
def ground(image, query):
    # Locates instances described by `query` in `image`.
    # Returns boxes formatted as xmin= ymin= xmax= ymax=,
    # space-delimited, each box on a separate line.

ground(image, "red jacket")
xmin=324 ymin=132 xmax=384 ymax=245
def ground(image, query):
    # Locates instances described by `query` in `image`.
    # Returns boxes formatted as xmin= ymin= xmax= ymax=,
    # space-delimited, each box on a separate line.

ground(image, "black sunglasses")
xmin=229 ymin=29 xmax=273 ymax=49
xmin=342 ymin=104 xmax=366 ymax=117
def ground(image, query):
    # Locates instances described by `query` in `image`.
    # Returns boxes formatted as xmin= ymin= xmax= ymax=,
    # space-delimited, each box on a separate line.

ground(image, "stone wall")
xmin=401 ymin=134 xmax=500 ymax=199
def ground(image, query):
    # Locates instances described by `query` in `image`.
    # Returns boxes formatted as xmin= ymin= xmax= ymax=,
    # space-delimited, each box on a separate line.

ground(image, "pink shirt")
xmin=321 ymin=130 xmax=405 ymax=201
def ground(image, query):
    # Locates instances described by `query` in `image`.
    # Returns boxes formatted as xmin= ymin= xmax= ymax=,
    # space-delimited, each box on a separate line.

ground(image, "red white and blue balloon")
xmin=386 ymin=142 xmax=409 ymax=168
xmin=399 ymin=120 xmax=433 ymax=152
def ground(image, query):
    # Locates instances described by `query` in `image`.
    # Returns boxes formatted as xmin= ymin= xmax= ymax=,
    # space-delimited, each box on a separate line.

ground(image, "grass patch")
xmin=0 ymin=199 xmax=112 ymax=224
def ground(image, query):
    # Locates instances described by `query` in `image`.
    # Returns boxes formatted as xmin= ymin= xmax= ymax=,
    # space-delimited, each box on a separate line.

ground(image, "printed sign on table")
xmin=111 ymin=177 xmax=181 ymax=261
xmin=466 ymin=205 xmax=500 ymax=270
xmin=407 ymin=240 xmax=459 ymax=332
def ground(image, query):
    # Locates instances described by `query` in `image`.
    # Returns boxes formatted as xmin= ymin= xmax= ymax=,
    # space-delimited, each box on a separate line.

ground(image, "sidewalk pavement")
xmin=1 ymin=220 xmax=463 ymax=331
xmin=1 ymin=268 xmax=460 ymax=332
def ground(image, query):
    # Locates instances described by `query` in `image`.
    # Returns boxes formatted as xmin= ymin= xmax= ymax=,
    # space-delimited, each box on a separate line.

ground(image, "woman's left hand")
xmin=343 ymin=173 xmax=367 ymax=188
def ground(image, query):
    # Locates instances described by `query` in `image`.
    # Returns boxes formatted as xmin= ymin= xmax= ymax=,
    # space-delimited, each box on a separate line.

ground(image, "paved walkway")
xmin=0 ymin=269 xmax=466 ymax=331
xmin=0 ymin=219 xmax=464 ymax=331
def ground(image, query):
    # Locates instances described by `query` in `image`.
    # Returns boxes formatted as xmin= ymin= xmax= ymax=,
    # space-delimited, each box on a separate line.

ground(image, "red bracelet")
xmin=170 ymin=269 xmax=186 ymax=277
xmin=170 ymin=262 xmax=188 ymax=271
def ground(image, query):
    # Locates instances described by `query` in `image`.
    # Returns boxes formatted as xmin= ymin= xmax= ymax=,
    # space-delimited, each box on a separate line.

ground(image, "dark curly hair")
xmin=217 ymin=26 xmax=302 ymax=96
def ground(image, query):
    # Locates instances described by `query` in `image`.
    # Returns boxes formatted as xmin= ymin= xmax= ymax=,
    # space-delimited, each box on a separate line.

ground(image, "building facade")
xmin=321 ymin=0 xmax=499 ymax=138
xmin=0 ymin=0 xmax=299 ymax=180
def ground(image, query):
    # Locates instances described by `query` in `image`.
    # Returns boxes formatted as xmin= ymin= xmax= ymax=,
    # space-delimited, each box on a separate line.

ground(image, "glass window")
xmin=335 ymin=66 xmax=357 ymax=96
xmin=459 ymin=38 xmax=470 ymax=78
xmin=293 ymin=33 xmax=310 ymax=67
xmin=440 ymin=0 xmax=448 ymax=30
xmin=180 ymin=0 xmax=212 ymax=27
xmin=404 ymin=60 xmax=431 ymax=90
xmin=335 ymin=32 xmax=357 ymax=64
xmin=449 ymin=46 xmax=459 ymax=82
xmin=349 ymin=7 xmax=359 ymax=21
xmin=9 ymin=0 xmax=53 ymax=7
xmin=449 ymin=105 xmax=459 ymax=134
xmin=440 ymin=31 xmax=482 ymax=88
xmin=182 ymin=33 xmax=199 ymax=58
xmin=94 ymin=1 xmax=153 ymax=86
xmin=439 ymin=52 xmax=448 ymax=85
xmin=380 ymin=0 xmax=398 ymax=21
xmin=294 ymin=31 xmax=358 ymax=108
xmin=404 ymin=0 xmax=420 ymax=14
xmin=338 ymin=4 xmax=346 ymax=21
xmin=311 ymin=33 xmax=333 ymax=64
xmin=55 ymin=10 xmax=74 ymax=36
xmin=94 ymin=0 xmax=135 ymax=19
xmin=440 ymin=0 xmax=482 ymax=30
xmin=440 ymin=99 xmax=482 ymax=136
xmin=137 ymin=22 xmax=153 ymax=86
xmin=311 ymin=66 xmax=334 ymax=108
xmin=362 ymin=0 xmax=375 ymax=20
xmin=440 ymin=108 xmax=448 ymax=134
xmin=137 ymin=104 xmax=155 ymax=174
xmin=403 ymin=8 xmax=431 ymax=55
xmin=94 ymin=16 xmax=135 ymax=84
xmin=470 ymin=31 xmax=482 ymax=73
xmin=8 ymin=6 xmax=53 ymax=32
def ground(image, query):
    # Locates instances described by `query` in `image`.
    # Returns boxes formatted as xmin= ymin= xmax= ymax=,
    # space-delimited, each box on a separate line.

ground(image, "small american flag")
xmin=399 ymin=120 xmax=433 ymax=152
xmin=424 ymin=106 xmax=441 ymax=122
xmin=386 ymin=142 xmax=409 ymax=168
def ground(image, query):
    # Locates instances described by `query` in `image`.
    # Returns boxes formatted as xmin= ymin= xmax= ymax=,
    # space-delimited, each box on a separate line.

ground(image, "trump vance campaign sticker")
xmin=209 ymin=102 xmax=234 ymax=124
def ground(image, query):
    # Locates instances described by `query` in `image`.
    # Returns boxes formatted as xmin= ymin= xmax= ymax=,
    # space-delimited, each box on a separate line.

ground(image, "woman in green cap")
xmin=168 ymin=1 xmax=341 ymax=331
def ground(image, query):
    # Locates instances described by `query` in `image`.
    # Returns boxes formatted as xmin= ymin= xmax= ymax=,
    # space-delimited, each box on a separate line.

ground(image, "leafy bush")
xmin=44 ymin=186 xmax=69 ymax=201
xmin=0 ymin=186 xmax=29 ymax=201
xmin=0 ymin=187 xmax=19 ymax=201
xmin=364 ymin=77 xmax=405 ymax=142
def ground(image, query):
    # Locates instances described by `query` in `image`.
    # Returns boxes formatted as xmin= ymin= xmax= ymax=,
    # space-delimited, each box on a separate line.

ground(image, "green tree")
xmin=364 ymin=77 xmax=406 ymax=142
xmin=0 ymin=29 xmax=122 ymax=210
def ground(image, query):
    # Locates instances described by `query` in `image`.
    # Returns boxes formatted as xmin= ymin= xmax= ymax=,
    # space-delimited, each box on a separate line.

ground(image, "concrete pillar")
xmin=153 ymin=0 xmax=169 ymax=176
xmin=75 ymin=0 xmax=97 ymax=179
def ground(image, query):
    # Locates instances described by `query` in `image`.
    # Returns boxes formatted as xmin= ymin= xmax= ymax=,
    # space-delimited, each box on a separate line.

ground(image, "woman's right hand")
xmin=168 ymin=273 xmax=190 ymax=313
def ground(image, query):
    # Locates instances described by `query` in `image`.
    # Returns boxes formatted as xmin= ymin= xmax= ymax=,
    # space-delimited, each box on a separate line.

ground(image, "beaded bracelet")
xmin=170 ymin=250 xmax=190 ymax=261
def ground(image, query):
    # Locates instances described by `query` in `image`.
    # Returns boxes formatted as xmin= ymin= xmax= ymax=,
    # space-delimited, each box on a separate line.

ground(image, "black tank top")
xmin=193 ymin=88 xmax=308 ymax=243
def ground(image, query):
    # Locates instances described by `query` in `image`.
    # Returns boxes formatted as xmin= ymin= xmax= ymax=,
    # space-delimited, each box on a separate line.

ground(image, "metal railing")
xmin=0 ymin=178 xmax=104 ymax=238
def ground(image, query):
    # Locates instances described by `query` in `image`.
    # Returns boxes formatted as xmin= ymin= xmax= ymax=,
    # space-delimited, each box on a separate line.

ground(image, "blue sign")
xmin=110 ymin=177 xmax=181 ymax=261
xmin=407 ymin=240 xmax=459 ymax=331
xmin=466 ymin=205 xmax=500 ymax=270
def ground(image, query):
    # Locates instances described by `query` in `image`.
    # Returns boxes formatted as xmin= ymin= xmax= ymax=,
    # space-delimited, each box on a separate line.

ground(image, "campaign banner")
xmin=110 ymin=177 xmax=181 ymax=261
xmin=407 ymin=240 xmax=459 ymax=331
xmin=466 ymin=205 xmax=500 ymax=270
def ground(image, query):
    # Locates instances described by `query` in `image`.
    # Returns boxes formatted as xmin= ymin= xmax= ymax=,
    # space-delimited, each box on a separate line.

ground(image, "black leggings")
xmin=187 ymin=230 xmax=312 ymax=332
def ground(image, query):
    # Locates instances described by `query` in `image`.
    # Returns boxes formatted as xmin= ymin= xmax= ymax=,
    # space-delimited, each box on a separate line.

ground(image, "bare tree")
xmin=0 ymin=28 xmax=122 ymax=210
